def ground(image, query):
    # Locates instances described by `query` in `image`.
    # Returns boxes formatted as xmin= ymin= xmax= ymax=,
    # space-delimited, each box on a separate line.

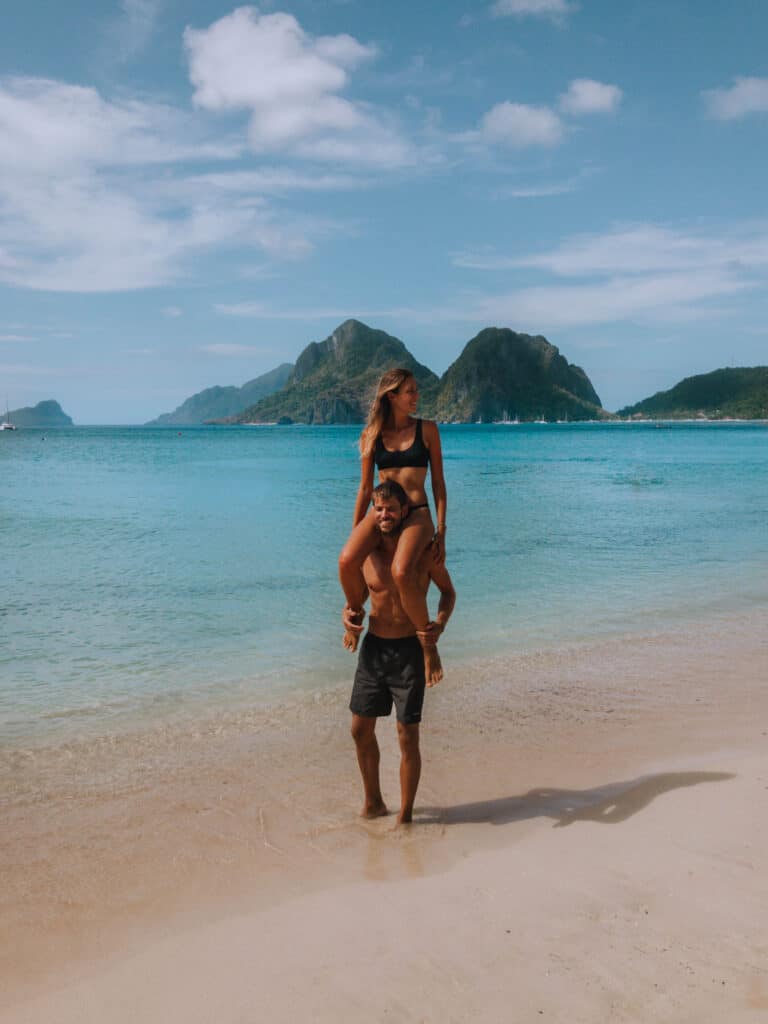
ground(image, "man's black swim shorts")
xmin=349 ymin=632 xmax=426 ymax=725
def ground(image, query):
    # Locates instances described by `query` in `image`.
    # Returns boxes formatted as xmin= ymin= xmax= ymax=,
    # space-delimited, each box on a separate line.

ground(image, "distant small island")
xmin=145 ymin=363 xmax=293 ymax=426
xmin=4 ymin=400 xmax=73 ymax=427
xmin=619 ymin=367 xmax=768 ymax=420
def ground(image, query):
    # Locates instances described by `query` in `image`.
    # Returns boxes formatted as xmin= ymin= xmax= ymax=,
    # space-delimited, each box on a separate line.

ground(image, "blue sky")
xmin=1 ymin=0 xmax=766 ymax=422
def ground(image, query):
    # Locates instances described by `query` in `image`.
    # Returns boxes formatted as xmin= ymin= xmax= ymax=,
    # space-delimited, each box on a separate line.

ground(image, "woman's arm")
xmin=352 ymin=451 xmax=376 ymax=527
xmin=424 ymin=420 xmax=447 ymax=562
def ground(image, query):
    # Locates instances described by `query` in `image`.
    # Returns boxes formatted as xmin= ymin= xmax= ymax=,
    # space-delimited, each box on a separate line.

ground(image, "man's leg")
xmin=350 ymin=714 xmax=388 ymax=818
xmin=396 ymin=721 xmax=421 ymax=825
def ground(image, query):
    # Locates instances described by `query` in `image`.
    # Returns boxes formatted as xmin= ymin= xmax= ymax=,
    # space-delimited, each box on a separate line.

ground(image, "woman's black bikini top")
xmin=374 ymin=418 xmax=430 ymax=471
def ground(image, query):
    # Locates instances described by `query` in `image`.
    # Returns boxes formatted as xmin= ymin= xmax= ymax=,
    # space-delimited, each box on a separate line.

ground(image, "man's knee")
xmin=397 ymin=721 xmax=420 ymax=754
xmin=351 ymin=715 xmax=376 ymax=746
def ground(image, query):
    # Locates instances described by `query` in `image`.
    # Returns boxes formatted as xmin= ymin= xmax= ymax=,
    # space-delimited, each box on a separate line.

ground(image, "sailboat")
xmin=494 ymin=409 xmax=520 ymax=424
xmin=1 ymin=400 xmax=17 ymax=431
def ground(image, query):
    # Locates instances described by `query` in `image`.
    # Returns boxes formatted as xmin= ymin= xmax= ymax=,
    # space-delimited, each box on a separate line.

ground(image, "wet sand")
xmin=2 ymin=610 xmax=768 ymax=1022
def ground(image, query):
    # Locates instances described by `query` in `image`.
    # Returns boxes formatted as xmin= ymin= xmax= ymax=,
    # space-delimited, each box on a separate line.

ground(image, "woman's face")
xmin=390 ymin=377 xmax=419 ymax=416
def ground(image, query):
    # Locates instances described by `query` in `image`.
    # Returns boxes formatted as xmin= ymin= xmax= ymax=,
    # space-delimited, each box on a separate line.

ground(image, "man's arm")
xmin=342 ymin=583 xmax=369 ymax=636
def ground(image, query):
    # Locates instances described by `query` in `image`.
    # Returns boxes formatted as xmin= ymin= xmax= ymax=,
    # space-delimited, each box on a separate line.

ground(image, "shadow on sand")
xmin=421 ymin=771 xmax=735 ymax=829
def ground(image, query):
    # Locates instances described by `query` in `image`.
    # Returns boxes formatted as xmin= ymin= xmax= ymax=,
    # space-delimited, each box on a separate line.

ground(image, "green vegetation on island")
xmin=144 ymin=320 xmax=767 ymax=427
xmin=433 ymin=327 xmax=604 ymax=423
xmin=233 ymin=320 xmax=438 ymax=424
xmin=619 ymin=367 xmax=768 ymax=420
xmin=147 ymin=362 xmax=293 ymax=425
xmin=5 ymin=400 xmax=73 ymax=427
xmin=234 ymin=320 xmax=605 ymax=424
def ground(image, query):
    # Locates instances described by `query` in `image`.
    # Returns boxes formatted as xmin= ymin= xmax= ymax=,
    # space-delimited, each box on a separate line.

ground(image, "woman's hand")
xmin=417 ymin=621 xmax=444 ymax=646
xmin=432 ymin=528 xmax=446 ymax=565
xmin=342 ymin=605 xmax=365 ymax=635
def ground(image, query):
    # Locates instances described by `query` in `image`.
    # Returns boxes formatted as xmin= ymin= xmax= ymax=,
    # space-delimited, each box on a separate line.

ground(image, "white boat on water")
xmin=1 ymin=401 xmax=16 ymax=430
xmin=494 ymin=410 xmax=520 ymax=424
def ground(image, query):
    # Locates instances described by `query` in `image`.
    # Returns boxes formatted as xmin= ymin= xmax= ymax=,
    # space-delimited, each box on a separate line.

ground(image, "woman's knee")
xmin=338 ymin=545 xmax=360 ymax=573
xmin=391 ymin=555 xmax=417 ymax=586
xmin=392 ymin=527 xmax=432 ymax=581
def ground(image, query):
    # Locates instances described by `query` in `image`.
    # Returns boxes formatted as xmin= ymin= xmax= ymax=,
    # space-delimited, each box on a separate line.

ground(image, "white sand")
xmin=3 ymin=612 xmax=768 ymax=1022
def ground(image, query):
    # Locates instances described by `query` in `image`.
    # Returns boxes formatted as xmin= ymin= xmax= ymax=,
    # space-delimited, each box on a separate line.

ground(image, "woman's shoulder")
xmin=419 ymin=418 xmax=440 ymax=436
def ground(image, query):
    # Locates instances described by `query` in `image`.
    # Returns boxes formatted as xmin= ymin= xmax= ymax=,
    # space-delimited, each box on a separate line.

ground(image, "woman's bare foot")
xmin=361 ymin=799 xmax=388 ymax=819
xmin=343 ymin=629 xmax=360 ymax=652
xmin=396 ymin=809 xmax=413 ymax=826
xmin=423 ymin=644 xmax=443 ymax=687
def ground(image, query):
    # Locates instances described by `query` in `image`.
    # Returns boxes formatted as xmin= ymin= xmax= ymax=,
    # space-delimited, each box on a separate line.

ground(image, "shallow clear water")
xmin=2 ymin=422 xmax=767 ymax=743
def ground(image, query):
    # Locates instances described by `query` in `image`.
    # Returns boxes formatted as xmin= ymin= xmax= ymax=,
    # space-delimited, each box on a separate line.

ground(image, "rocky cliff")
xmin=234 ymin=320 xmax=439 ymax=424
xmin=433 ymin=328 xmax=604 ymax=422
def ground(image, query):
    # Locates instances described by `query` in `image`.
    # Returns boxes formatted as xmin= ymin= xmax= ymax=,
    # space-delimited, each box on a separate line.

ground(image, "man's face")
xmin=373 ymin=496 xmax=407 ymax=534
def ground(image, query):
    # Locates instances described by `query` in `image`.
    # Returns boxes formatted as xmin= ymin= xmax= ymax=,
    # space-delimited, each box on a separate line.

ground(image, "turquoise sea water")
xmin=2 ymin=423 xmax=767 ymax=745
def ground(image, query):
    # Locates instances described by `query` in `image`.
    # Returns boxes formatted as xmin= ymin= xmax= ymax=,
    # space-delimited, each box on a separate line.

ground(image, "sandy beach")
xmin=3 ymin=609 xmax=768 ymax=1023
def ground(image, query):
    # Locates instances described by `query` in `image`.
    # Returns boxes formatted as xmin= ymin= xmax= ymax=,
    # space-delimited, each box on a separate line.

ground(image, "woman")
xmin=338 ymin=368 xmax=447 ymax=684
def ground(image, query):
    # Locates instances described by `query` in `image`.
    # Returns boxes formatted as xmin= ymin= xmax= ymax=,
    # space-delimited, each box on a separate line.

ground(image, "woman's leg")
xmin=338 ymin=510 xmax=380 ymax=650
xmin=391 ymin=515 xmax=444 ymax=686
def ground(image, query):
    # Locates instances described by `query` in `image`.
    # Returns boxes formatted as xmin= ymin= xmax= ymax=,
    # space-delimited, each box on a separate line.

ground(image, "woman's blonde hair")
xmin=359 ymin=368 xmax=415 ymax=457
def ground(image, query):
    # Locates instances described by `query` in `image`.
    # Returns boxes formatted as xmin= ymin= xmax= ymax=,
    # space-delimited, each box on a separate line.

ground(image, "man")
xmin=342 ymin=480 xmax=456 ymax=825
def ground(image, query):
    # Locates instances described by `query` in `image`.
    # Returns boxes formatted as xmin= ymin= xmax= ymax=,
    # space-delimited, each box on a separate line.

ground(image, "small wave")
xmin=39 ymin=700 xmax=131 ymax=721
xmin=611 ymin=474 xmax=664 ymax=487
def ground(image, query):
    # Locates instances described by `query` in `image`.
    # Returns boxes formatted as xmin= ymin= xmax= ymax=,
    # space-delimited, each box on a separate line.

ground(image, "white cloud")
xmin=184 ymin=8 xmax=410 ymax=166
xmin=452 ymin=222 xmax=768 ymax=329
xmin=495 ymin=180 xmax=578 ymax=198
xmin=491 ymin=0 xmax=577 ymax=22
xmin=472 ymin=270 xmax=751 ymax=328
xmin=0 ymin=165 xmax=313 ymax=292
xmin=162 ymin=306 xmax=183 ymax=318
xmin=216 ymin=302 xmax=281 ymax=317
xmin=0 ymin=77 xmax=242 ymax=172
xmin=183 ymin=168 xmax=364 ymax=194
xmin=0 ymin=76 xmax=323 ymax=292
xmin=200 ymin=343 xmax=268 ymax=355
xmin=0 ymin=334 xmax=31 ymax=342
xmin=214 ymin=302 xmax=425 ymax=320
xmin=504 ymin=224 xmax=768 ymax=276
xmin=559 ymin=79 xmax=622 ymax=115
xmin=479 ymin=102 xmax=563 ymax=147
xmin=114 ymin=0 xmax=162 ymax=61
xmin=703 ymin=77 xmax=768 ymax=120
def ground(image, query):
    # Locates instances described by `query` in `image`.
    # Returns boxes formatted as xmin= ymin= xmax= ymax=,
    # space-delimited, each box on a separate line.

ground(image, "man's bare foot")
xmin=361 ymin=799 xmax=388 ymax=819
xmin=423 ymin=644 xmax=443 ymax=687
xmin=343 ymin=629 xmax=359 ymax=652
xmin=396 ymin=809 xmax=413 ymax=826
